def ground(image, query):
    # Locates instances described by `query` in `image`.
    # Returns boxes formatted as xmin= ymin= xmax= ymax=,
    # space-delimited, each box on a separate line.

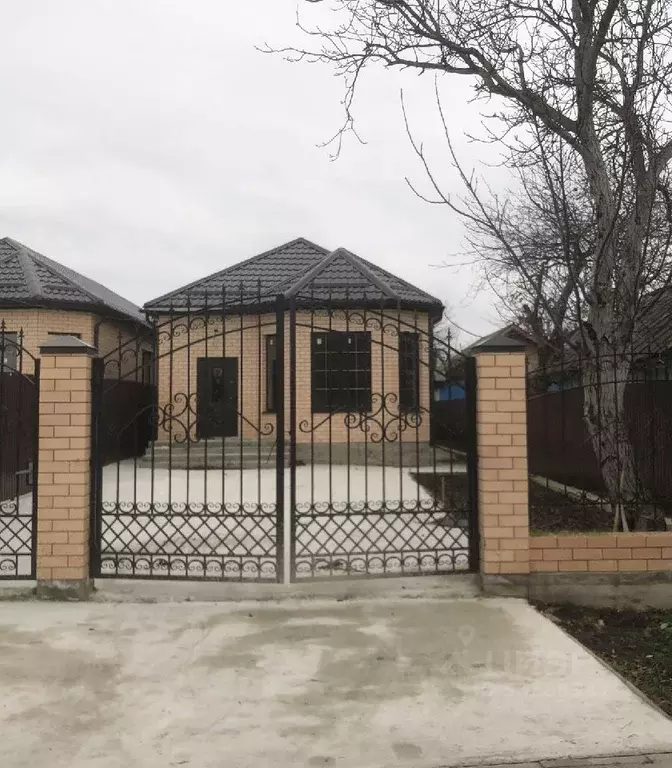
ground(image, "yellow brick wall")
xmin=154 ymin=309 xmax=432 ymax=444
xmin=0 ymin=308 xmax=149 ymax=378
xmin=476 ymin=351 xmax=530 ymax=575
xmin=95 ymin=317 xmax=153 ymax=380
xmin=530 ymin=533 xmax=672 ymax=573
xmin=36 ymin=354 xmax=93 ymax=582
xmin=0 ymin=309 xmax=96 ymax=374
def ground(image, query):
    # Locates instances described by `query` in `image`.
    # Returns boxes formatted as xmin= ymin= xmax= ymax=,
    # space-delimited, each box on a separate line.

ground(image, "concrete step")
xmin=137 ymin=458 xmax=291 ymax=470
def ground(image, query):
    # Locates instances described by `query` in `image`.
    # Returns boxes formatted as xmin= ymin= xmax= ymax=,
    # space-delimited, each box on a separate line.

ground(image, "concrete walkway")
xmin=2 ymin=597 xmax=672 ymax=768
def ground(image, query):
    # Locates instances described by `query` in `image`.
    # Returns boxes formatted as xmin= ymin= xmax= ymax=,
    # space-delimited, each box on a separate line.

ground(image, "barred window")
xmin=311 ymin=331 xmax=371 ymax=413
xmin=399 ymin=332 xmax=420 ymax=410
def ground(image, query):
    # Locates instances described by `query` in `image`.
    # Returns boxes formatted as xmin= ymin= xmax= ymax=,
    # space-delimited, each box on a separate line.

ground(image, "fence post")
xmin=472 ymin=334 xmax=530 ymax=595
xmin=36 ymin=335 xmax=97 ymax=600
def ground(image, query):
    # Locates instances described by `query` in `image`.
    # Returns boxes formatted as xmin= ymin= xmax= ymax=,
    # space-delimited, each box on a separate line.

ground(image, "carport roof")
xmin=143 ymin=237 xmax=444 ymax=317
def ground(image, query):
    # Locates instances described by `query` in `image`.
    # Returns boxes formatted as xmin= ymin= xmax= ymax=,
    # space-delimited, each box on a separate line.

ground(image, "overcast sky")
xmin=0 ymin=1 xmax=510 ymax=340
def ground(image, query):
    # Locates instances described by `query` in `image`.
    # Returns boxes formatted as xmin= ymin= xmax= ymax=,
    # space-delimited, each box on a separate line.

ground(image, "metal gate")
xmin=90 ymin=291 xmax=476 ymax=583
xmin=286 ymin=295 xmax=476 ymax=581
xmin=0 ymin=327 xmax=39 ymax=579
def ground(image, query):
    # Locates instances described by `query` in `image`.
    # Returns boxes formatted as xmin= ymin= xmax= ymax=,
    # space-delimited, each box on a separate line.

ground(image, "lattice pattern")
xmin=99 ymin=502 xmax=278 ymax=581
xmin=293 ymin=502 xmax=469 ymax=579
xmin=0 ymin=500 xmax=33 ymax=578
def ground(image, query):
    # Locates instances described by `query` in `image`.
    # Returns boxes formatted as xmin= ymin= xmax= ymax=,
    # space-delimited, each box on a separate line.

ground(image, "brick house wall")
xmin=154 ymin=309 xmax=432 ymax=444
xmin=0 ymin=308 xmax=148 ymax=378
xmin=0 ymin=309 xmax=95 ymax=374
xmin=94 ymin=317 xmax=153 ymax=380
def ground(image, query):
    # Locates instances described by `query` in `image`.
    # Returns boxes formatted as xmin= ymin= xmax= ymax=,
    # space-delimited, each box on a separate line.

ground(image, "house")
xmin=143 ymin=237 xmax=444 ymax=459
xmin=0 ymin=237 xmax=151 ymax=377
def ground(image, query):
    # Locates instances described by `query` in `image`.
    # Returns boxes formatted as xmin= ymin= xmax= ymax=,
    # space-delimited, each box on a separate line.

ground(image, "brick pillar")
xmin=36 ymin=336 xmax=97 ymax=600
xmin=473 ymin=339 xmax=529 ymax=590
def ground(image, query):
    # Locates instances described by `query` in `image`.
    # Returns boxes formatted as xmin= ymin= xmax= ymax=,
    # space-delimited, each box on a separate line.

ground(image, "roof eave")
xmin=0 ymin=297 xmax=150 ymax=329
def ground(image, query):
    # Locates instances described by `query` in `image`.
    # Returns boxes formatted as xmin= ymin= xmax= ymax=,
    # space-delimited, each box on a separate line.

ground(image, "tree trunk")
xmin=582 ymin=354 xmax=643 ymax=530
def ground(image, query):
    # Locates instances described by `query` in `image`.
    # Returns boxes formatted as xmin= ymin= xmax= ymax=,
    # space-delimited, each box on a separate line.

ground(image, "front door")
xmin=197 ymin=358 xmax=238 ymax=438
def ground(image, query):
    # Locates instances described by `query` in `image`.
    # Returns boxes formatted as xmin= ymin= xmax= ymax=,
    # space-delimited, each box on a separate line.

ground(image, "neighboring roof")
xmin=0 ymin=237 xmax=147 ymax=326
xmin=632 ymin=288 xmax=672 ymax=354
xmin=464 ymin=323 xmax=537 ymax=354
xmin=143 ymin=237 xmax=444 ymax=317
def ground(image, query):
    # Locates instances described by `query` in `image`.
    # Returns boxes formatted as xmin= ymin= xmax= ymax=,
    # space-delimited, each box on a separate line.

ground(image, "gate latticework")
xmin=0 ymin=327 xmax=39 ymax=579
xmin=90 ymin=287 xmax=477 ymax=583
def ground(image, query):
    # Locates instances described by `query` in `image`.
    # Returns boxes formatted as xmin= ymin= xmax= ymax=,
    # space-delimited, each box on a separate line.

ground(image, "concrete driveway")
xmin=2 ymin=596 xmax=672 ymax=768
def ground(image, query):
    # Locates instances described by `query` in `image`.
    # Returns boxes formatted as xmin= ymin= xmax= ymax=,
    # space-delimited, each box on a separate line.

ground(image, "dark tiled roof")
xmin=465 ymin=323 xmax=537 ymax=354
xmin=144 ymin=237 xmax=444 ymax=316
xmin=0 ymin=237 xmax=146 ymax=325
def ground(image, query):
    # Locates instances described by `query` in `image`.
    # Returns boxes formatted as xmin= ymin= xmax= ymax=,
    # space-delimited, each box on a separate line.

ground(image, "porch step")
xmin=136 ymin=440 xmax=463 ymax=470
xmin=138 ymin=439 xmax=289 ymax=470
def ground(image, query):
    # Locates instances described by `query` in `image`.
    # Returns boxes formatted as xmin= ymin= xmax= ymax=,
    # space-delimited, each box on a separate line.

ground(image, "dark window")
xmin=266 ymin=335 xmax=277 ymax=412
xmin=399 ymin=332 xmax=420 ymax=410
xmin=311 ymin=331 xmax=371 ymax=413
xmin=210 ymin=365 xmax=226 ymax=402
xmin=0 ymin=331 xmax=18 ymax=371
xmin=141 ymin=349 xmax=154 ymax=384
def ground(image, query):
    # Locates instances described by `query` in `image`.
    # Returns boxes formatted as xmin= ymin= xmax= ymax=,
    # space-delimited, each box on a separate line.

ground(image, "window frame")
xmin=311 ymin=330 xmax=372 ymax=414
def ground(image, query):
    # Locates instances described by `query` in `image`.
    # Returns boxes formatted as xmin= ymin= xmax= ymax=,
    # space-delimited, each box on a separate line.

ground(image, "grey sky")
xmin=0 ymin=1 xmax=508 ymax=339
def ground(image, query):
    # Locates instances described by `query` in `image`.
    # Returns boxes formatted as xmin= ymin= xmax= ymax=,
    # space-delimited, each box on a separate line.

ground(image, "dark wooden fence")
xmin=432 ymin=400 xmax=468 ymax=452
xmin=99 ymin=380 xmax=156 ymax=465
xmin=528 ymin=380 xmax=672 ymax=503
xmin=0 ymin=372 xmax=37 ymax=502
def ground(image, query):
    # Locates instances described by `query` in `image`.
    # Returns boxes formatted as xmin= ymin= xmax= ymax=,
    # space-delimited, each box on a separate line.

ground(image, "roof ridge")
xmin=334 ymin=248 xmax=401 ymax=300
xmin=27 ymin=247 xmax=107 ymax=307
xmin=285 ymin=247 xmax=401 ymax=301
xmin=0 ymin=236 xmax=146 ymax=325
xmin=144 ymin=237 xmax=329 ymax=308
xmin=16 ymin=244 xmax=42 ymax=298
xmin=284 ymin=249 xmax=340 ymax=297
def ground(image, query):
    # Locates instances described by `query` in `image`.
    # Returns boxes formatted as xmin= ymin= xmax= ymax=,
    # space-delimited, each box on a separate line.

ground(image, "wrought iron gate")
xmin=90 ymin=291 xmax=476 ymax=583
xmin=286 ymin=296 xmax=477 ymax=581
xmin=0 ymin=328 xmax=39 ymax=579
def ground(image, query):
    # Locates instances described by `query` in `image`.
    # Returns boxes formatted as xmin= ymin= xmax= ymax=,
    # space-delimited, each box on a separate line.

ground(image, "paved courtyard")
xmin=2 ymin=596 xmax=672 ymax=768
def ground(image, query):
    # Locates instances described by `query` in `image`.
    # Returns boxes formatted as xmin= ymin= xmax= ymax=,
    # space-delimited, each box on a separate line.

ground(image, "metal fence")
xmin=528 ymin=353 xmax=672 ymax=530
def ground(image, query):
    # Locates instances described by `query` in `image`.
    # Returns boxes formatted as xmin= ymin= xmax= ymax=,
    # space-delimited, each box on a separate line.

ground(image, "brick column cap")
xmin=471 ymin=331 xmax=527 ymax=355
xmin=39 ymin=335 xmax=98 ymax=356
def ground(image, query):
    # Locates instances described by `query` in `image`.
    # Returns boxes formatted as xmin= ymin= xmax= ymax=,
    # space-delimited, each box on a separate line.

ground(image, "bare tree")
xmin=272 ymin=0 xmax=672 ymax=528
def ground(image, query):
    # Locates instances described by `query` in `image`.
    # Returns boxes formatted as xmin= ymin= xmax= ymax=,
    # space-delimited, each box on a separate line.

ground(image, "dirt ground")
xmin=540 ymin=603 xmax=672 ymax=717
